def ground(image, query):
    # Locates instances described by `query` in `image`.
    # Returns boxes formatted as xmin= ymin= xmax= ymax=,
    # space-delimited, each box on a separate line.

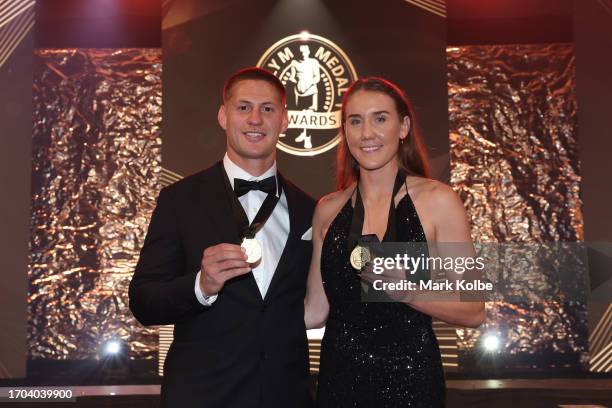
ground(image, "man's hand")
xmin=199 ymin=243 xmax=251 ymax=296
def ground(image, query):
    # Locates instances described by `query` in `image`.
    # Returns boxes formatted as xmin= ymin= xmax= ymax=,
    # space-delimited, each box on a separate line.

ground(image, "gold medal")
xmin=350 ymin=244 xmax=371 ymax=270
xmin=241 ymin=237 xmax=262 ymax=264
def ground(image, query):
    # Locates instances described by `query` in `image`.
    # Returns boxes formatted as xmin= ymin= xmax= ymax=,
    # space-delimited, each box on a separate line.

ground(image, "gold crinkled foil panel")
xmin=30 ymin=49 xmax=161 ymax=360
xmin=447 ymin=44 xmax=588 ymax=369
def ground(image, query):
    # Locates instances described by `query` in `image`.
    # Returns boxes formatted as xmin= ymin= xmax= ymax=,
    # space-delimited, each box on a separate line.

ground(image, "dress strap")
xmin=347 ymin=171 xmax=406 ymax=251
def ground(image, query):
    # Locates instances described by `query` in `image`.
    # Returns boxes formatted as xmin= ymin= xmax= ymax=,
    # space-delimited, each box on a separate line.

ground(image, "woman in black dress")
xmin=305 ymin=78 xmax=485 ymax=407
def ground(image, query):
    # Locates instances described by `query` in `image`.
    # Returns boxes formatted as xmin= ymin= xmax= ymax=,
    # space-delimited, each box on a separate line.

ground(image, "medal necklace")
xmin=221 ymin=170 xmax=282 ymax=264
xmin=348 ymin=171 xmax=406 ymax=271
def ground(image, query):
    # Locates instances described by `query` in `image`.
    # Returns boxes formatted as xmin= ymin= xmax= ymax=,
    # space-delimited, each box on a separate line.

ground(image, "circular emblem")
xmin=257 ymin=33 xmax=358 ymax=156
xmin=350 ymin=244 xmax=372 ymax=271
xmin=241 ymin=237 xmax=262 ymax=264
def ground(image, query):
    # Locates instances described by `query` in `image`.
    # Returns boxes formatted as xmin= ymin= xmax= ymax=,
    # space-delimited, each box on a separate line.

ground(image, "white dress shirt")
xmin=195 ymin=154 xmax=290 ymax=305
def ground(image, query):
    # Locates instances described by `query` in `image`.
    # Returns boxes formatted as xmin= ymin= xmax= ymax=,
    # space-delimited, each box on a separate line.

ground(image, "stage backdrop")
xmin=30 ymin=49 xmax=161 ymax=364
xmin=161 ymin=0 xmax=450 ymax=196
xmin=447 ymin=43 xmax=588 ymax=371
xmin=159 ymin=0 xmax=451 ymax=375
xmin=0 ymin=0 xmax=34 ymax=379
xmin=23 ymin=0 xmax=603 ymax=382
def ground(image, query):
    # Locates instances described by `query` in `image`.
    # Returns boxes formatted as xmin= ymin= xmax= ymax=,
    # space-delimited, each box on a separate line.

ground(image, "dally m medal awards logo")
xmin=257 ymin=33 xmax=358 ymax=156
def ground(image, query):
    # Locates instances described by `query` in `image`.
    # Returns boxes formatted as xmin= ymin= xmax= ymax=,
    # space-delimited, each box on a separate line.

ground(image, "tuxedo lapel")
xmin=197 ymin=162 xmax=239 ymax=244
xmin=264 ymin=172 xmax=309 ymax=302
xmin=198 ymin=161 xmax=263 ymax=302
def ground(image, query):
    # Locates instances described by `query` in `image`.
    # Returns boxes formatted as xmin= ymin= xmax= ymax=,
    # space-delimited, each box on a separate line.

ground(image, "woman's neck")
xmin=358 ymin=161 xmax=399 ymax=201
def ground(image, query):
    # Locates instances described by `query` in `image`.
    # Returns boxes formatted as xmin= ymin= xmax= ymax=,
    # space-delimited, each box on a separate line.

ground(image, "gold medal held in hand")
xmin=350 ymin=244 xmax=371 ymax=270
xmin=241 ymin=237 xmax=262 ymax=264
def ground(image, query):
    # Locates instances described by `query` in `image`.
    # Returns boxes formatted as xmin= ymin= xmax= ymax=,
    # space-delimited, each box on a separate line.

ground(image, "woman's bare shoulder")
xmin=406 ymin=176 xmax=463 ymax=212
xmin=313 ymin=185 xmax=355 ymax=228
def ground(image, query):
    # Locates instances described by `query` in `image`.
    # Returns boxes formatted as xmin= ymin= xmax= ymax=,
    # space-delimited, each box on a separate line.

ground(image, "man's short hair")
xmin=223 ymin=67 xmax=286 ymax=104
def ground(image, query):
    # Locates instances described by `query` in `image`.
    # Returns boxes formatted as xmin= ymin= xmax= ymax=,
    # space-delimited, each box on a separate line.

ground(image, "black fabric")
xmin=234 ymin=176 xmax=277 ymax=197
xmin=222 ymin=172 xmax=282 ymax=239
xmin=347 ymin=172 xmax=406 ymax=252
xmin=129 ymin=161 xmax=316 ymax=408
xmin=317 ymin=190 xmax=445 ymax=407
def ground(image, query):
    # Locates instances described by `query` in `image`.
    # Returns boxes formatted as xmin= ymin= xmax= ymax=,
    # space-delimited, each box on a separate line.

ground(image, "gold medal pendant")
xmin=241 ymin=237 xmax=262 ymax=264
xmin=350 ymin=245 xmax=371 ymax=270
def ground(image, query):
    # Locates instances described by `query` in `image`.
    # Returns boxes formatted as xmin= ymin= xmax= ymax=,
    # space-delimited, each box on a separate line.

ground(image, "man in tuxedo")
xmin=129 ymin=67 xmax=315 ymax=407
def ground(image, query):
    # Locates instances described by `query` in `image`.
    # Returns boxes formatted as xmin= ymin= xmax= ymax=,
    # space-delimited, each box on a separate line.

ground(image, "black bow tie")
xmin=234 ymin=176 xmax=277 ymax=197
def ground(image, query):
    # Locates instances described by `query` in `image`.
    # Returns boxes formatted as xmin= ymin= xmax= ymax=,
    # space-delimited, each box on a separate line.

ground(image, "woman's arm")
xmin=361 ymin=182 xmax=485 ymax=328
xmin=304 ymin=201 xmax=330 ymax=329
xmin=406 ymin=184 xmax=485 ymax=327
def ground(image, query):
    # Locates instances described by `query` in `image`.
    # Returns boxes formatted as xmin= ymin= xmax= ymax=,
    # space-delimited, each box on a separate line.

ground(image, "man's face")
xmin=218 ymin=79 xmax=288 ymax=165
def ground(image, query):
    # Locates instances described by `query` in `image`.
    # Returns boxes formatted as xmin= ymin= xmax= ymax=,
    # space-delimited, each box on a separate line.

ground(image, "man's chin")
xmin=238 ymin=148 xmax=276 ymax=161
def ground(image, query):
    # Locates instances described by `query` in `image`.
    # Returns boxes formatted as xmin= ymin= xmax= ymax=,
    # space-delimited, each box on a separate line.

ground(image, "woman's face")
xmin=343 ymin=90 xmax=409 ymax=173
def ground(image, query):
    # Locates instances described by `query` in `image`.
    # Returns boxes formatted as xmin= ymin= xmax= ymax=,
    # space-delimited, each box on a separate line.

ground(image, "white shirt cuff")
xmin=195 ymin=270 xmax=218 ymax=306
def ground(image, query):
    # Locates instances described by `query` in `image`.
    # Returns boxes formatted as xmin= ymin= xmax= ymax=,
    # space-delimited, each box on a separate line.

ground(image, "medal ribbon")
xmin=348 ymin=171 xmax=406 ymax=252
xmin=222 ymin=170 xmax=283 ymax=241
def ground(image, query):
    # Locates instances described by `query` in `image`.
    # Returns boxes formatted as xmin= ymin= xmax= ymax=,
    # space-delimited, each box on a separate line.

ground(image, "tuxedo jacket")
xmin=129 ymin=161 xmax=316 ymax=408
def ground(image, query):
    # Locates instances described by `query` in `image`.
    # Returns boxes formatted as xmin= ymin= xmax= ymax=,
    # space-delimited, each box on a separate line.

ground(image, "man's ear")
xmin=218 ymin=105 xmax=227 ymax=130
xmin=400 ymin=115 xmax=411 ymax=141
xmin=280 ymin=107 xmax=288 ymax=134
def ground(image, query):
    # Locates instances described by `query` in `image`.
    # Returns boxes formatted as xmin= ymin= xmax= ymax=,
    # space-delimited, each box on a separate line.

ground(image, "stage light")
xmin=99 ymin=338 xmax=130 ymax=381
xmin=102 ymin=339 xmax=122 ymax=356
xmin=482 ymin=334 xmax=500 ymax=352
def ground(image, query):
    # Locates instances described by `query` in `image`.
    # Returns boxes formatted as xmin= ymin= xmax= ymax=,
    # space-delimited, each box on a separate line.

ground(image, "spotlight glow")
xmin=482 ymin=334 xmax=500 ymax=352
xmin=104 ymin=340 xmax=121 ymax=355
xmin=299 ymin=30 xmax=310 ymax=40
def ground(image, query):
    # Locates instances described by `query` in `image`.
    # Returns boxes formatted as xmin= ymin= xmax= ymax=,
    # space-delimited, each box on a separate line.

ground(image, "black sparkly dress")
xmin=316 ymin=193 xmax=446 ymax=407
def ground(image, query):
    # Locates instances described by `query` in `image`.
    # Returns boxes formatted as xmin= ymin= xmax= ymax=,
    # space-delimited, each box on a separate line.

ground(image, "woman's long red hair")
xmin=336 ymin=77 xmax=431 ymax=190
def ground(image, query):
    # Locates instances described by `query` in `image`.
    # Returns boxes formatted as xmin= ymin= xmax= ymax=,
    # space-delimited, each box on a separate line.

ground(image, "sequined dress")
xmin=316 ymin=193 xmax=445 ymax=407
